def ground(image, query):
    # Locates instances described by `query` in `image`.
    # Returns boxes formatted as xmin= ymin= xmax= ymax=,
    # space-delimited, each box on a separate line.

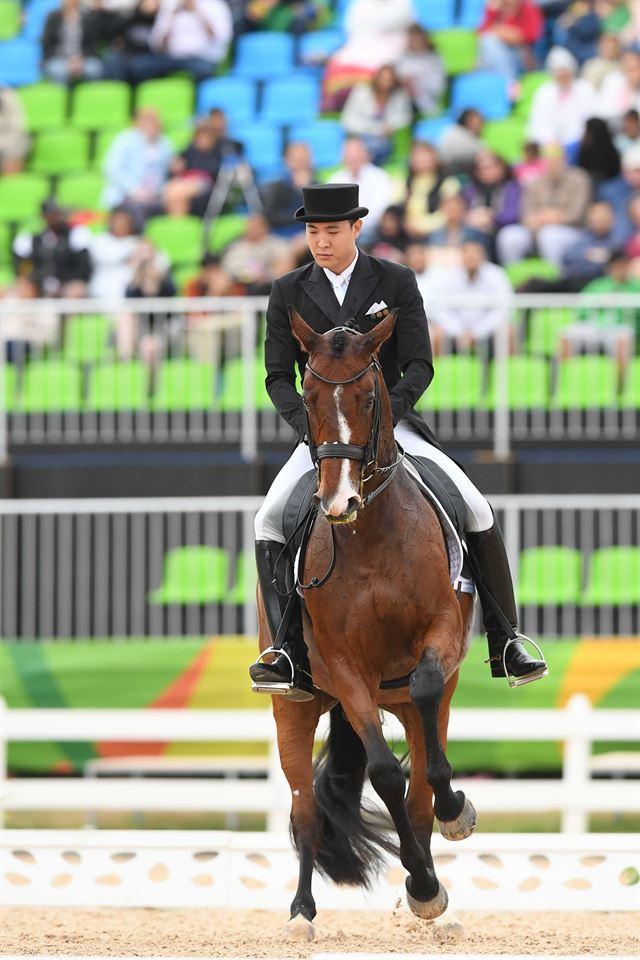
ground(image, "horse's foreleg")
xmin=394 ymin=704 xmax=434 ymax=866
xmin=410 ymin=652 xmax=477 ymax=841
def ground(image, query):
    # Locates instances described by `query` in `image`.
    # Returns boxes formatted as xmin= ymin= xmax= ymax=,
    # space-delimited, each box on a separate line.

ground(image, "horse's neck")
xmin=375 ymin=390 xmax=397 ymax=469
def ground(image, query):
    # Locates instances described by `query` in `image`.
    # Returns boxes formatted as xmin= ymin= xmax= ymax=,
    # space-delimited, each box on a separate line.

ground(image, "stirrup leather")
xmin=503 ymin=634 xmax=548 ymax=688
xmin=250 ymin=646 xmax=297 ymax=695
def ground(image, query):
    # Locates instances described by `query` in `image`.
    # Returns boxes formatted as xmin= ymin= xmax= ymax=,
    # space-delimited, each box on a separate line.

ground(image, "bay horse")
xmin=257 ymin=307 xmax=477 ymax=939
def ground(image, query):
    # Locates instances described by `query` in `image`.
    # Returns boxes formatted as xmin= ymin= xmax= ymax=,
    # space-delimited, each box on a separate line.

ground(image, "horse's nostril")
xmin=346 ymin=497 xmax=361 ymax=514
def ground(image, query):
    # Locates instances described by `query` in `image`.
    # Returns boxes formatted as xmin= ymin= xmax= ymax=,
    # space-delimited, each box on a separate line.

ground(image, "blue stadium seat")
xmin=412 ymin=0 xmax=456 ymax=30
xmin=261 ymin=76 xmax=320 ymax=125
xmin=23 ymin=0 xmax=60 ymax=40
xmin=234 ymin=32 xmax=295 ymax=80
xmin=0 ymin=40 xmax=40 ymax=86
xmin=197 ymin=76 xmax=256 ymax=121
xmin=414 ymin=116 xmax=453 ymax=146
xmin=299 ymin=28 xmax=345 ymax=64
xmin=458 ymin=0 xmax=487 ymax=28
xmin=232 ymin=123 xmax=283 ymax=178
xmin=289 ymin=120 xmax=344 ymax=168
xmin=450 ymin=71 xmax=510 ymax=120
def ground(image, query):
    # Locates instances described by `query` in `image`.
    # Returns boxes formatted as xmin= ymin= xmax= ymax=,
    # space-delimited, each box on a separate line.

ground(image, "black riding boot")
xmin=466 ymin=520 xmax=548 ymax=685
xmin=249 ymin=540 xmax=315 ymax=702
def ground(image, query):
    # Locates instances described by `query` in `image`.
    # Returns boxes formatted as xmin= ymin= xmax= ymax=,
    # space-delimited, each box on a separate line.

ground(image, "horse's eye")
xmin=364 ymin=395 xmax=375 ymax=410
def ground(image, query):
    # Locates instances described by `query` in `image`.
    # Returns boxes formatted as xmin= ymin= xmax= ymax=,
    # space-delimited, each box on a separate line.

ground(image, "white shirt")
xmin=425 ymin=262 xmax=513 ymax=339
xmin=527 ymin=78 xmax=594 ymax=146
xmin=328 ymin=164 xmax=393 ymax=237
xmin=150 ymin=0 xmax=233 ymax=62
xmin=323 ymin=250 xmax=359 ymax=305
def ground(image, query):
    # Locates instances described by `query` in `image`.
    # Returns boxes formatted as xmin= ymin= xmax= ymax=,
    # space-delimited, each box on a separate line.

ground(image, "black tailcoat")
xmin=264 ymin=249 xmax=439 ymax=447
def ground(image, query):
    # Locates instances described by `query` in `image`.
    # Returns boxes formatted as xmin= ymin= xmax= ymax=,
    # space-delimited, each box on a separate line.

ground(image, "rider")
xmin=249 ymin=183 xmax=547 ymax=699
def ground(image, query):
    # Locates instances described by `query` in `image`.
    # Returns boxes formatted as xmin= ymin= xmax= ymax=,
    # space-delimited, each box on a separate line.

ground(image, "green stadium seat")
xmin=70 ymin=81 xmax=131 ymax=131
xmin=30 ymin=129 xmax=90 ymax=176
xmin=432 ymin=29 xmax=478 ymax=75
xmin=0 ymin=173 xmax=49 ymax=222
xmin=581 ymin=547 xmax=640 ymax=606
xmin=0 ymin=0 xmax=21 ymax=40
xmin=514 ymin=71 xmax=548 ymax=118
xmin=209 ymin=214 xmax=247 ymax=254
xmin=62 ymin=314 xmax=112 ymax=363
xmin=136 ymin=76 xmax=194 ymax=126
xmin=57 ymin=172 xmax=105 ymax=211
xmin=145 ymin=215 xmax=202 ymax=266
xmin=230 ymin=549 xmax=257 ymax=605
xmin=19 ymin=360 xmax=83 ymax=412
xmin=0 ymin=222 xmax=11 ymax=264
xmin=86 ymin=361 xmax=149 ymax=411
xmin=505 ymin=258 xmax=559 ymax=288
xmin=18 ymin=83 xmax=66 ymax=132
xmin=485 ymin=356 xmax=549 ymax=409
xmin=93 ymin=129 xmax=120 ymax=170
xmin=518 ymin=547 xmax=582 ymax=605
xmin=152 ymin=358 xmax=214 ymax=411
xmin=415 ymin=355 xmax=483 ymax=411
xmin=0 ymin=266 xmax=15 ymax=289
xmin=552 ymin=356 xmax=618 ymax=409
xmin=217 ymin=356 xmax=271 ymax=411
xmin=527 ymin=308 xmax=573 ymax=356
xmin=3 ymin=362 xmax=18 ymax=412
xmin=620 ymin=357 xmax=640 ymax=409
xmin=166 ymin=124 xmax=194 ymax=152
xmin=482 ymin=116 xmax=526 ymax=164
xmin=148 ymin=546 xmax=229 ymax=604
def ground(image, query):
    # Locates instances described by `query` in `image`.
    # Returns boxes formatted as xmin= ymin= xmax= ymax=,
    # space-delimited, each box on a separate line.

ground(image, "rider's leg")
xmin=250 ymin=444 xmax=316 ymax=699
xmin=394 ymin=421 xmax=547 ymax=684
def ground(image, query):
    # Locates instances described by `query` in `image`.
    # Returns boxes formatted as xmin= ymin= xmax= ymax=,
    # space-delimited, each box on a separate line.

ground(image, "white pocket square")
xmin=366 ymin=300 xmax=388 ymax=316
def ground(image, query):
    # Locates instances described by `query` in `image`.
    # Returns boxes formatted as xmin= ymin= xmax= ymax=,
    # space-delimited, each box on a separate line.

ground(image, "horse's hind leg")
xmin=410 ymin=653 xmax=477 ymax=841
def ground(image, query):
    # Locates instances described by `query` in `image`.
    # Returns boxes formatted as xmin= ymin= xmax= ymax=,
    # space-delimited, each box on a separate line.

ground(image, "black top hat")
xmin=294 ymin=183 xmax=369 ymax=223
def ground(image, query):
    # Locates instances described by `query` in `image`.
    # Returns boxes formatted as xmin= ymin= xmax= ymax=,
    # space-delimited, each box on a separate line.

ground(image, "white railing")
xmin=1 ymin=695 xmax=638 ymax=835
xmin=1 ymin=494 xmax=638 ymax=639
xmin=1 ymin=293 xmax=637 ymax=457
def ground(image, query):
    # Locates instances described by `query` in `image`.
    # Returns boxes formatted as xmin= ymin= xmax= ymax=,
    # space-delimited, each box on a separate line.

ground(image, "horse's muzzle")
xmin=315 ymin=494 xmax=361 ymax=524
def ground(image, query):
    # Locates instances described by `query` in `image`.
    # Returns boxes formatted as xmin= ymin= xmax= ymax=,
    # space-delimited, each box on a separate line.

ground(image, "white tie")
xmin=332 ymin=275 xmax=348 ymax=306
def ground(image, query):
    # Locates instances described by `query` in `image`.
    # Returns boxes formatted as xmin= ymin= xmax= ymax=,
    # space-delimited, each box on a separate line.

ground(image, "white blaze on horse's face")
xmin=321 ymin=385 xmax=361 ymax=519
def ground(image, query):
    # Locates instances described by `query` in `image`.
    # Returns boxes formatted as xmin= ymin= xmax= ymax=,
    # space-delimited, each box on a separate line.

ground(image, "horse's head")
xmin=290 ymin=307 xmax=397 ymax=524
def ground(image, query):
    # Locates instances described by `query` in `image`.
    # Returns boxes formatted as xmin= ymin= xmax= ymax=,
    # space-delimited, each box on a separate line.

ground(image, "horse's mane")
xmin=329 ymin=323 xmax=360 ymax=358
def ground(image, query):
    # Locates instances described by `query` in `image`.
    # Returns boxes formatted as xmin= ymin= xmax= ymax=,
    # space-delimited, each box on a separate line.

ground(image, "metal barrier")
xmin=1 ymin=294 xmax=637 ymax=457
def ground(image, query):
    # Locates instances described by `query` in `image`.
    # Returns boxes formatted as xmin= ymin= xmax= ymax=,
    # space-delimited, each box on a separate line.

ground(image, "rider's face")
xmin=306 ymin=220 xmax=362 ymax=275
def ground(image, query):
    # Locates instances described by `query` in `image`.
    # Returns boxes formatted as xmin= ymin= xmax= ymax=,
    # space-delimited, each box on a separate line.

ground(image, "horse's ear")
xmin=358 ymin=308 xmax=398 ymax=357
xmin=289 ymin=306 xmax=321 ymax=354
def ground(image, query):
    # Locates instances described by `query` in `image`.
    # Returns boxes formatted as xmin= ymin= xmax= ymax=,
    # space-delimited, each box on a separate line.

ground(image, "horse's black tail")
xmin=312 ymin=703 xmax=399 ymax=888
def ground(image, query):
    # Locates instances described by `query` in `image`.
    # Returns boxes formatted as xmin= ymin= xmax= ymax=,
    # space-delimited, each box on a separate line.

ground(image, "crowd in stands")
xmin=1 ymin=0 xmax=639 ymax=364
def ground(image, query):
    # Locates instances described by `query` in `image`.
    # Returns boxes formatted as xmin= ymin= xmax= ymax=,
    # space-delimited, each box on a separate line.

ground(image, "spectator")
xmin=581 ymin=33 xmax=621 ymax=90
xmin=552 ymin=0 xmax=600 ymax=65
xmin=624 ymin=194 xmax=640 ymax=264
xmin=242 ymin=0 xmax=329 ymax=33
xmin=439 ymin=109 xmax=485 ymax=176
xmin=497 ymin=143 xmax=591 ymax=266
xmin=220 ymin=214 xmax=288 ymax=293
xmin=367 ymin=206 xmax=410 ymax=262
xmin=261 ymin=142 xmax=315 ymax=237
xmin=402 ymin=140 xmax=460 ymax=240
xmin=163 ymin=115 xmax=241 ymax=218
xmin=184 ymin=252 xmax=244 ymax=297
xmin=12 ymin=200 xmax=91 ymax=298
xmin=478 ymin=0 xmax=543 ymax=91
xmin=427 ymin=240 xmax=513 ymax=354
xmin=463 ymin=150 xmax=521 ymax=242
xmin=514 ymin=141 xmax=545 ymax=184
xmin=87 ymin=207 xmax=140 ymax=299
xmin=123 ymin=238 xmax=175 ymax=364
xmin=528 ymin=47 xmax=594 ymax=147
xmin=340 ymin=65 xmax=413 ymax=165
xmin=103 ymin=108 xmax=174 ymax=226
xmin=103 ymin=0 xmax=161 ymax=82
xmin=561 ymin=201 xmax=630 ymax=283
xmin=429 ymin=195 xmax=491 ymax=265
xmin=597 ymin=51 xmax=640 ymax=129
xmin=1 ymin=276 xmax=57 ymax=363
xmin=42 ymin=0 xmax=104 ymax=84
xmin=615 ymin=109 xmax=640 ymax=155
xmin=0 ymin=87 xmax=29 ymax=174
xmin=328 ymin=137 xmax=394 ymax=241
xmin=598 ymin=144 xmax=640 ymax=234
xmin=576 ymin=117 xmax=621 ymax=186
xmin=396 ymin=24 xmax=446 ymax=117
xmin=183 ymin=251 xmax=246 ymax=361
xmin=598 ymin=0 xmax=633 ymax=38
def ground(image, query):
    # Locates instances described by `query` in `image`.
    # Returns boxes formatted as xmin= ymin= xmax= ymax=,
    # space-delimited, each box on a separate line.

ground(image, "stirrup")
xmin=250 ymin=646 xmax=314 ymax=700
xmin=503 ymin=634 xmax=549 ymax=688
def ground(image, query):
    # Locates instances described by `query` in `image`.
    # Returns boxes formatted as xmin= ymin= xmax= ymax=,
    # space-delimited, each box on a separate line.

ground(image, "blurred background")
xmin=0 ymin=0 xmax=638 ymax=837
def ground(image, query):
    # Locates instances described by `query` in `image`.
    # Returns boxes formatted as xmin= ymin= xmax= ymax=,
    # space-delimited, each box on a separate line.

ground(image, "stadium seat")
xmin=57 ymin=172 xmax=105 ymax=211
xmin=93 ymin=129 xmax=121 ymax=170
xmin=232 ymin=123 xmax=283 ymax=178
xmin=30 ymin=129 xmax=90 ymax=175
xmin=620 ymin=357 xmax=640 ymax=409
xmin=515 ymin=71 xmax=548 ymax=118
xmin=23 ymin=0 xmax=59 ymax=40
xmin=458 ymin=0 xmax=487 ymax=28
xmin=432 ymin=29 xmax=478 ymax=75
xmin=413 ymin=116 xmax=453 ymax=146
xmin=62 ymin=315 xmax=112 ymax=363
xmin=289 ymin=120 xmax=344 ymax=169
xmin=486 ymin=356 xmax=549 ymax=409
xmin=518 ymin=547 xmax=582 ymax=605
xmin=71 ymin=81 xmax=131 ymax=131
xmin=166 ymin=124 xmax=193 ymax=152
xmin=145 ymin=216 xmax=203 ymax=266
xmin=19 ymin=360 xmax=83 ymax=412
xmin=152 ymin=359 xmax=215 ymax=411
xmin=86 ymin=361 xmax=149 ymax=412
xmin=412 ymin=0 xmax=456 ymax=30
xmin=482 ymin=116 xmax=526 ymax=164
xmin=0 ymin=222 xmax=11 ymax=263
xmin=552 ymin=356 xmax=618 ymax=409
xmin=0 ymin=173 xmax=49 ymax=223
xmin=233 ymin=32 xmax=295 ymax=79
xmin=505 ymin=258 xmax=559 ymax=288
xmin=581 ymin=547 xmax=640 ymax=606
xmin=136 ymin=76 xmax=194 ymax=126
xmin=18 ymin=83 xmax=66 ymax=132
xmin=209 ymin=213 xmax=247 ymax=254
xmin=0 ymin=266 xmax=16 ymax=288
xmin=230 ymin=549 xmax=257 ymax=605
xmin=527 ymin=308 xmax=573 ymax=356
xmin=0 ymin=39 xmax=40 ymax=86
xmin=450 ymin=71 xmax=510 ymax=121
xmin=0 ymin=0 xmax=21 ymax=40
xmin=260 ymin=76 xmax=320 ymax=126
xmin=3 ymin=362 xmax=18 ymax=412
xmin=299 ymin=28 xmax=345 ymax=64
xmin=196 ymin=76 xmax=256 ymax=121
xmin=416 ymin=355 xmax=484 ymax=411
xmin=217 ymin=356 xmax=271 ymax=411
xmin=148 ymin=546 xmax=230 ymax=604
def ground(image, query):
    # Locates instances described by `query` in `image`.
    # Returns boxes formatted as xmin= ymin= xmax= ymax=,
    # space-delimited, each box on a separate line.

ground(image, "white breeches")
xmin=254 ymin=420 xmax=494 ymax=543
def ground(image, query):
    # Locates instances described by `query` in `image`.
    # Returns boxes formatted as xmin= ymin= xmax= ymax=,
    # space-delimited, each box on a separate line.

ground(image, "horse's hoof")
xmin=438 ymin=796 xmax=477 ymax=841
xmin=406 ymin=880 xmax=448 ymax=920
xmin=283 ymin=915 xmax=315 ymax=941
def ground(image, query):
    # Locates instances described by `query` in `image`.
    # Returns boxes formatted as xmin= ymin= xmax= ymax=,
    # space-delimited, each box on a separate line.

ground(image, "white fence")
xmin=1 ymin=494 xmax=638 ymax=639
xmin=1 ymin=293 xmax=638 ymax=457
xmin=1 ymin=695 xmax=638 ymax=835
